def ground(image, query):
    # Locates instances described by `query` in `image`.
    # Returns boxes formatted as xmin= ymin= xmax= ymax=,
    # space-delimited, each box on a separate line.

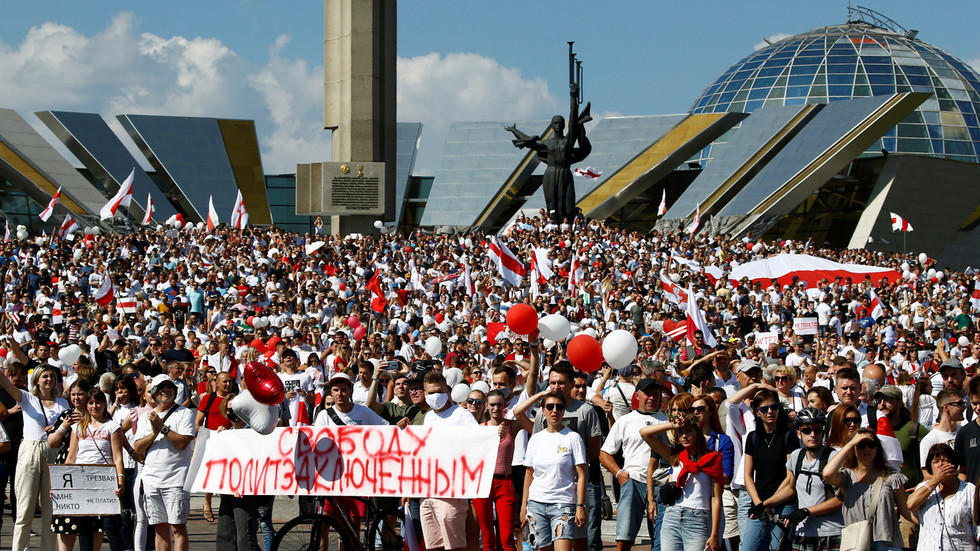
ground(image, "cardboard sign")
xmin=754 ymin=332 xmax=779 ymax=349
xmin=49 ymin=464 xmax=121 ymax=516
xmin=188 ymin=425 xmax=499 ymax=499
xmin=793 ymin=317 xmax=819 ymax=336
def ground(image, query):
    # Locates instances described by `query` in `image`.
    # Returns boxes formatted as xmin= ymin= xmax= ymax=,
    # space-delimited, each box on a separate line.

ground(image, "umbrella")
xmin=727 ymin=254 xmax=901 ymax=288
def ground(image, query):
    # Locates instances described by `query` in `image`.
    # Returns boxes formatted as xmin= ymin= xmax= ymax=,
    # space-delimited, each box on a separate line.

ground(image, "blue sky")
xmin=1 ymin=1 xmax=977 ymax=175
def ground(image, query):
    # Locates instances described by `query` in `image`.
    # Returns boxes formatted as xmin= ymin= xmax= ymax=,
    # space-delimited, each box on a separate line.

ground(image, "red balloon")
xmin=567 ymin=334 xmax=603 ymax=373
xmin=266 ymin=336 xmax=280 ymax=350
xmin=243 ymin=361 xmax=285 ymax=405
xmin=339 ymin=282 xmax=347 ymax=291
xmin=347 ymin=315 xmax=360 ymax=328
xmin=506 ymin=303 xmax=538 ymax=335
xmin=434 ymin=313 xmax=445 ymax=324
xmin=353 ymin=326 xmax=366 ymax=340
xmin=246 ymin=316 xmax=255 ymax=327
xmin=249 ymin=338 xmax=266 ymax=354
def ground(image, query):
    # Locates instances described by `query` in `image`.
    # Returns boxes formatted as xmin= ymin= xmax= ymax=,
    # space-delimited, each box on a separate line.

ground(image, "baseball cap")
xmin=149 ymin=374 xmax=177 ymax=395
xmin=736 ymin=359 xmax=762 ymax=373
xmin=940 ymin=358 xmax=965 ymax=373
xmin=873 ymin=385 xmax=903 ymax=402
xmin=328 ymin=372 xmax=354 ymax=388
xmin=635 ymin=378 xmax=661 ymax=395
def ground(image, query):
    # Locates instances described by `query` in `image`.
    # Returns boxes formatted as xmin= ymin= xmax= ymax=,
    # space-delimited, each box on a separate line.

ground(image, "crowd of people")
xmin=0 ymin=211 xmax=977 ymax=551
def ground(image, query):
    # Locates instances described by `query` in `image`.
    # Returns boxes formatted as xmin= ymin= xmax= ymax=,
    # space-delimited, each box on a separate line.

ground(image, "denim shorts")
xmin=526 ymin=500 xmax=576 ymax=548
xmin=616 ymin=478 xmax=649 ymax=542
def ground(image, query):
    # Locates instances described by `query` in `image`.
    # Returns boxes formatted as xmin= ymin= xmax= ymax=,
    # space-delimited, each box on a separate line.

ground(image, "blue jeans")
xmin=652 ymin=486 xmax=667 ymax=551
xmin=737 ymin=491 xmax=792 ymax=551
xmin=582 ymin=481 xmax=602 ymax=551
xmin=616 ymin=478 xmax=655 ymax=543
xmin=660 ymin=506 xmax=709 ymax=551
xmin=527 ymin=501 xmax=576 ymax=549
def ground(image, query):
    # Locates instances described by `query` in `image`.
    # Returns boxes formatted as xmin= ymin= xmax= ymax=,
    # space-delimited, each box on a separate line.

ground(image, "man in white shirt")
xmin=278 ymin=349 xmax=314 ymax=426
xmin=919 ymin=390 xmax=966 ymax=474
xmin=314 ymin=373 xmax=388 ymax=427
xmin=351 ymin=361 xmax=381 ymax=406
xmin=134 ymin=375 xmax=196 ymax=551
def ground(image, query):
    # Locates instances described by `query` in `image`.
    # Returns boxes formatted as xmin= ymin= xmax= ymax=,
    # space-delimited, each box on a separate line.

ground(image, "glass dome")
xmin=690 ymin=22 xmax=980 ymax=163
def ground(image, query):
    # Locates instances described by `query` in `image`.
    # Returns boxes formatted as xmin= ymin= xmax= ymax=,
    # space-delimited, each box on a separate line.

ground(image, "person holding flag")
xmin=230 ymin=190 xmax=249 ymax=230
xmin=488 ymin=236 xmax=526 ymax=287
xmin=206 ymin=196 xmax=219 ymax=231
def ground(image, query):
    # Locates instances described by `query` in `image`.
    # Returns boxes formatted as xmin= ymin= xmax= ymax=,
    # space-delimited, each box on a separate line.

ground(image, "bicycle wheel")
xmin=364 ymin=510 xmax=404 ymax=551
xmin=272 ymin=513 xmax=353 ymax=551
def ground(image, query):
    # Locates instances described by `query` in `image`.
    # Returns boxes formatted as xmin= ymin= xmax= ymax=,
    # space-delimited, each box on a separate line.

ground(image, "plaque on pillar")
xmin=317 ymin=161 xmax=386 ymax=215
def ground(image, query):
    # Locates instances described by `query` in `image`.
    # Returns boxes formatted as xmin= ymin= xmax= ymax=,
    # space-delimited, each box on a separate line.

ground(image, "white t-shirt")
xmin=600 ymin=411 xmax=664 ymax=482
xmin=314 ymin=404 xmax=389 ymax=426
xmin=351 ymin=381 xmax=380 ymax=406
xmin=423 ymin=404 xmax=478 ymax=427
xmin=279 ymin=372 xmax=313 ymax=426
xmin=920 ymin=427 xmax=959 ymax=460
xmin=607 ymin=382 xmax=635 ymax=421
xmin=19 ymin=390 xmax=68 ymax=441
xmin=75 ymin=419 xmax=120 ymax=465
xmin=134 ymin=406 xmax=196 ymax=490
xmin=524 ymin=427 xmax=587 ymax=504
xmin=672 ymin=470 xmax=713 ymax=510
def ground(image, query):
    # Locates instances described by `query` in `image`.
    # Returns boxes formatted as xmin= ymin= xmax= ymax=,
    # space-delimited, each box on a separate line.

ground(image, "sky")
xmin=1 ymin=1 xmax=978 ymax=177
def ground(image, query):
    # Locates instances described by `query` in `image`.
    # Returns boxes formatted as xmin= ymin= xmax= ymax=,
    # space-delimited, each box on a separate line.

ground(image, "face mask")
xmin=425 ymin=392 xmax=449 ymax=410
xmin=497 ymin=387 xmax=512 ymax=400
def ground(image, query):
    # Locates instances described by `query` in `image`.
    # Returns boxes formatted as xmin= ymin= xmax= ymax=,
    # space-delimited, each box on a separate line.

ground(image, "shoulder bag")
xmin=839 ymin=474 xmax=884 ymax=551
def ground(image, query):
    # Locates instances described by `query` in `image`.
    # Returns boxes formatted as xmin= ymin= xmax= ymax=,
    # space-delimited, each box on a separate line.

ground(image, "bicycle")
xmin=271 ymin=495 xmax=405 ymax=551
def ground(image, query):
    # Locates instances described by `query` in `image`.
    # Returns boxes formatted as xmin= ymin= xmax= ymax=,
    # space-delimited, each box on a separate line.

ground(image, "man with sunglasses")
xmin=762 ymin=407 xmax=844 ymax=551
xmin=919 ymin=389 xmax=965 ymax=476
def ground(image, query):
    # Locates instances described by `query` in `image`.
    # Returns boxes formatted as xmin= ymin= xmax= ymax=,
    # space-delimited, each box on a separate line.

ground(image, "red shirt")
xmin=199 ymin=392 xmax=232 ymax=430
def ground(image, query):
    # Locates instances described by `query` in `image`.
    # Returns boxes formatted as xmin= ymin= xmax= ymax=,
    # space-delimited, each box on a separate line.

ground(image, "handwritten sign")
xmin=754 ymin=332 xmax=779 ymax=349
xmin=793 ymin=317 xmax=819 ymax=336
xmin=49 ymin=464 xmax=121 ymax=516
xmin=187 ymin=425 xmax=499 ymax=499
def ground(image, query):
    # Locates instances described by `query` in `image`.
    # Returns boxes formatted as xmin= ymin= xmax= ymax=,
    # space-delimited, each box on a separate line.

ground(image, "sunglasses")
xmin=690 ymin=406 xmax=708 ymax=414
xmin=466 ymin=399 xmax=485 ymax=406
xmin=855 ymin=441 xmax=877 ymax=451
xmin=843 ymin=417 xmax=861 ymax=425
xmin=774 ymin=376 xmax=790 ymax=383
xmin=756 ymin=404 xmax=779 ymax=414
xmin=544 ymin=403 xmax=566 ymax=412
xmin=799 ymin=426 xmax=824 ymax=435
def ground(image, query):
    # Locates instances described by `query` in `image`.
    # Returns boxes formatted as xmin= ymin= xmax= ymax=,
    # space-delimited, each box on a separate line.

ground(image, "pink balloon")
xmin=353 ymin=326 xmax=366 ymax=340
xmin=347 ymin=315 xmax=360 ymax=328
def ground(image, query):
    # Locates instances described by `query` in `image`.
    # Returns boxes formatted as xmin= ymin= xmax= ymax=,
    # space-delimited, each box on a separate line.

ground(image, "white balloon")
xmin=373 ymin=220 xmax=384 ymax=229
xmin=471 ymin=381 xmax=490 ymax=394
xmin=437 ymin=321 xmax=450 ymax=333
xmin=451 ymin=384 xmax=471 ymax=404
xmin=670 ymin=273 xmax=681 ymax=283
xmin=425 ymin=336 xmax=442 ymax=357
xmin=260 ymin=316 xmax=270 ymax=328
xmin=927 ymin=268 xmax=936 ymax=278
xmin=960 ymin=336 xmax=971 ymax=347
xmin=543 ymin=338 xmax=557 ymax=350
xmin=184 ymin=222 xmax=194 ymax=229
xmin=58 ymin=344 xmax=82 ymax=366
xmin=918 ymin=252 xmax=928 ymax=265
xmin=15 ymin=230 xmax=27 ymax=241
xmin=91 ymin=227 xmax=101 ymax=235
xmin=936 ymin=271 xmax=945 ymax=280
xmin=538 ymin=314 xmax=571 ymax=341
xmin=752 ymin=243 xmax=764 ymax=253
xmin=15 ymin=225 xmax=25 ymax=232
xmin=602 ymin=330 xmax=638 ymax=369
xmin=196 ymin=222 xmax=205 ymax=229
xmin=582 ymin=328 xmax=598 ymax=338
xmin=73 ymin=249 xmax=83 ymax=261
xmin=900 ymin=262 xmax=910 ymax=272
xmin=902 ymin=270 xmax=911 ymax=279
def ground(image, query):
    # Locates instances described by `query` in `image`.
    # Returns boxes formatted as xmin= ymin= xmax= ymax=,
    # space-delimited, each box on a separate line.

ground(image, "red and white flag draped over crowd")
xmin=658 ymin=189 xmax=667 ymax=216
xmin=93 ymin=271 xmax=114 ymax=307
xmin=686 ymin=285 xmax=718 ymax=347
xmin=206 ymin=196 xmax=219 ymax=231
xmin=100 ymin=169 xmax=134 ymax=220
xmin=40 ymin=187 xmax=62 ymax=222
xmin=230 ymin=190 xmax=249 ymax=230
xmin=687 ymin=203 xmax=701 ymax=235
xmin=890 ymin=212 xmax=913 ymax=232
xmin=57 ymin=216 xmax=78 ymax=239
xmin=142 ymin=193 xmax=154 ymax=225
xmin=488 ymin=236 xmax=526 ymax=287
xmin=869 ymin=287 xmax=885 ymax=320
xmin=660 ymin=274 xmax=688 ymax=305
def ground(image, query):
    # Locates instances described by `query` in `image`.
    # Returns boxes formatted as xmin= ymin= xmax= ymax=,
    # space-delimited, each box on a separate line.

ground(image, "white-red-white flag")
xmin=141 ymin=193 xmax=154 ymax=225
xmin=116 ymin=295 xmax=138 ymax=314
xmin=51 ymin=301 xmax=63 ymax=325
xmin=230 ymin=190 xmax=249 ymax=229
xmin=39 ymin=187 xmax=62 ymax=222
xmin=3 ymin=220 xmax=8 ymax=243
xmin=57 ymin=215 xmax=78 ymax=239
xmin=462 ymin=262 xmax=475 ymax=297
xmin=869 ymin=287 xmax=885 ymax=320
xmin=658 ymin=188 xmax=667 ymax=216
xmin=93 ymin=271 xmax=114 ymax=307
xmin=206 ymin=196 xmax=219 ymax=231
xmin=971 ymin=280 xmax=980 ymax=312
xmin=686 ymin=285 xmax=717 ymax=347
xmin=660 ymin=273 xmax=689 ymax=305
xmin=568 ymin=253 xmax=584 ymax=291
xmin=687 ymin=203 xmax=701 ymax=235
xmin=890 ymin=212 xmax=913 ymax=232
xmin=573 ymin=167 xmax=602 ymax=179
xmin=488 ymin=236 xmax=526 ymax=287
xmin=100 ymin=168 xmax=134 ymax=220
xmin=877 ymin=416 xmax=903 ymax=470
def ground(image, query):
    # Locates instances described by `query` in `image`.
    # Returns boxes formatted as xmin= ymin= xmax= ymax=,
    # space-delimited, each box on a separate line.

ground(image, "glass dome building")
xmin=690 ymin=14 xmax=980 ymax=163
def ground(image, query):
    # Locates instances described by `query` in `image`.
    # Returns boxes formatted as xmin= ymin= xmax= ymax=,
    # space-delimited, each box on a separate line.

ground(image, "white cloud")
xmin=0 ymin=14 xmax=562 ymax=177
xmin=754 ymin=33 xmax=793 ymax=51
xmin=968 ymin=57 xmax=980 ymax=74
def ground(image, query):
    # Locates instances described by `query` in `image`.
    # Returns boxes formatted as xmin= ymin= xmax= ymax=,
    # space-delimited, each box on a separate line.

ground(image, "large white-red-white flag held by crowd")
xmin=660 ymin=274 xmax=688 ymax=305
xmin=488 ymin=236 xmax=526 ymax=287
xmin=207 ymin=196 xmax=219 ymax=231
xmin=686 ymin=285 xmax=718 ymax=347
xmin=100 ymin=169 xmax=134 ymax=220
xmin=57 ymin=216 xmax=78 ymax=239
xmin=890 ymin=212 xmax=913 ymax=232
xmin=93 ymin=272 xmax=114 ymax=307
xmin=39 ymin=187 xmax=62 ymax=222
xmin=230 ymin=190 xmax=249 ymax=229
xmin=142 ymin=193 xmax=154 ymax=225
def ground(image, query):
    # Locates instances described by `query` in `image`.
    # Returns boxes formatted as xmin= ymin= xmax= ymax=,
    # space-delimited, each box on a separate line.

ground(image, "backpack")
xmin=794 ymin=447 xmax=835 ymax=501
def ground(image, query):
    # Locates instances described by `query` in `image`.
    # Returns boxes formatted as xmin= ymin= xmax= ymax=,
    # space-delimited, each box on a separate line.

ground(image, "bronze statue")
xmin=506 ymin=43 xmax=592 ymax=223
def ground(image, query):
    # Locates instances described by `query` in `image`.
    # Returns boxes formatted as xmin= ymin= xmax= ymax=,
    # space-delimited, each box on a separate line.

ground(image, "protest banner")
xmin=49 ymin=464 xmax=121 ymax=516
xmin=793 ymin=317 xmax=819 ymax=336
xmin=187 ymin=425 xmax=499 ymax=499
xmin=116 ymin=295 xmax=138 ymax=314
xmin=754 ymin=332 xmax=779 ymax=349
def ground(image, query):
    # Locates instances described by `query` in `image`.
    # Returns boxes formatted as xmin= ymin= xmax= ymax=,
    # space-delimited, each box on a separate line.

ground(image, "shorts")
xmin=145 ymin=486 xmax=190 ymax=526
xmin=615 ymin=478 xmax=648 ymax=542
xmin=420 ymin=497 xmax=468 ymax=549
xmin=526 ymin=500 xmax=576 ymax=548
